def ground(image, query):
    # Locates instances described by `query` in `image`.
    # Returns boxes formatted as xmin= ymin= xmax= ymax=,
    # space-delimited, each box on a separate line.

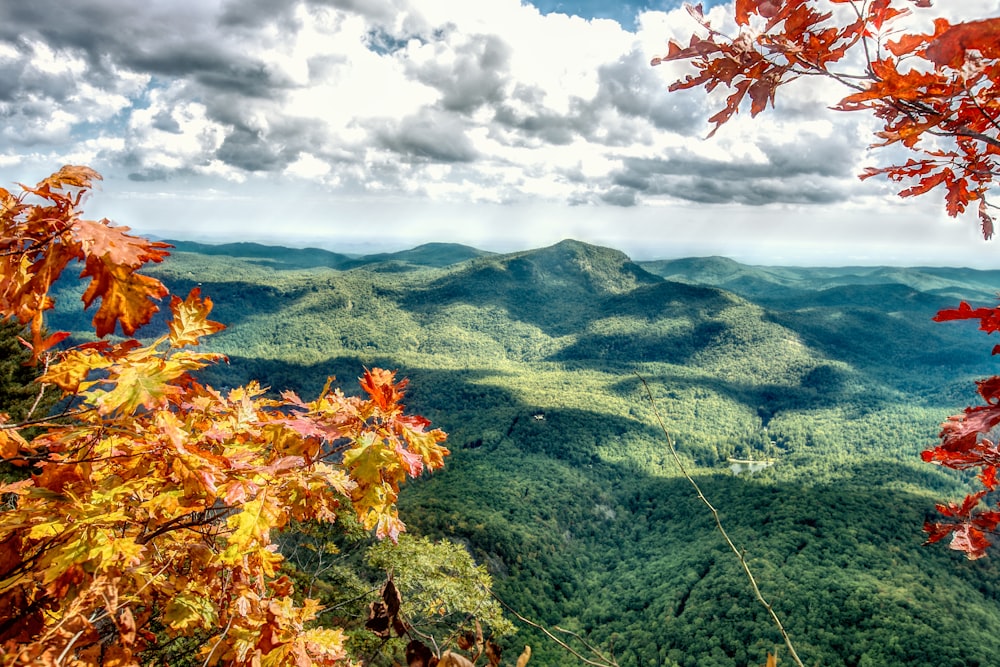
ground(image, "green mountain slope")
xmin=641 ymin=256 xmax=1000 ymax=303
xmin=165 ymin=239 xmax=490 ymax=271
xmin=47 ymin=239 xmax=1000 ymax=666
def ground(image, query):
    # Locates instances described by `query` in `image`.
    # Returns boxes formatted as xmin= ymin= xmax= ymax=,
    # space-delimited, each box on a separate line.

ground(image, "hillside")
xmin=47 ymin=239 xmax=1000 ymax=666
xmin=165 ymin=239 xmax=490 ymax=271
xmin=640 ymin=256 xmax=1000 ymax=303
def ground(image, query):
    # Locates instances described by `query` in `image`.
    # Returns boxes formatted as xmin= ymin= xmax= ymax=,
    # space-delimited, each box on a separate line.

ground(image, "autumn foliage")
xmin=653 ymin=0 xmax=1000 ymax=238
xmin=922 ymin=301 xmax=1000 ymax=559
xmin=656 ymin=1 xmax=1000 ymax=559
xmin=0 ymin=167 xmax=449 ymax=664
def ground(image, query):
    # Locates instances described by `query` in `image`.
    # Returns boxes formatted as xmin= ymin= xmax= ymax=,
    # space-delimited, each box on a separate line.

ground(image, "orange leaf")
xmin=0 ymin=425 xmax=29 ymax=460
xmin=359 ymin=368 xmax=407 ymax=414
xmin=925 ymin=18 xmax=1000 ymax=68
xmin=37 ymin=165 xmax=102 ymax=192
xmin=80 ymin=259 xmax=168 ymax=337
xmin=71 ymin=218 xmax=171 ymax=269
xmin=168 ymin=288 xmax=226 ymax=348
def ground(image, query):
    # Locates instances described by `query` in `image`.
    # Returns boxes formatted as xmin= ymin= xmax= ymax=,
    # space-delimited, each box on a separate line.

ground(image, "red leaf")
xmin=981 ymin=466 xmax=998 ymax=491
xmin=976 ymin=377 xmax=1000 ymax=404
xmin=979 ymin=199 xmax=994 ymax=240
xmin=937 ymin=404 xmax=1000 ymax=454
xmin=944 ymin=176 xmax=971 ymax=216
xmin=925 ymin=18 xmax=1000 ymax=68
xmin=948 ymin=523 xmax=991 ymax=560
xmin=933 ymin=301 xmax=1000 ymax=333
xmin=359 ymin=368 xmax=407 ymax=413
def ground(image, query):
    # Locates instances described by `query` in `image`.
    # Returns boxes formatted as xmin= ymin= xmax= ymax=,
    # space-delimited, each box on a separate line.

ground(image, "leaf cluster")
xmin=0 ymin=169 xmax=452 ymax=666
xmin=653 ymin=0 xmax=1000 ymax=237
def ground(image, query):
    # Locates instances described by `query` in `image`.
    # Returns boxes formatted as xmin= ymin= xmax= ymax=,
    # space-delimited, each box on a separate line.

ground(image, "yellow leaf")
xmin=168 ymin=287 xmax=226 ymax=348
xmin=27 ymin=520 xmax=66 ymax=540
xmin=39 ymin=347 xmax=112 ymax=393
xmin=94 ymin=358 xmax=179 ymax=414
xmin=164 ymin=590 xmax=218 ymax=631
xmin=0 ymin=426 xmax=29 ymax=460
xmin=93 ymin=348 xmax=222 ymax=415
xmin=222 ymin=494 xmax=283 ymax=560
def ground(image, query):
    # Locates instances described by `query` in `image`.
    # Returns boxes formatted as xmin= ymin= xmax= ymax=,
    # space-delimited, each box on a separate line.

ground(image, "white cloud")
xmin=0 ymin=0 xmax=995 ymax=264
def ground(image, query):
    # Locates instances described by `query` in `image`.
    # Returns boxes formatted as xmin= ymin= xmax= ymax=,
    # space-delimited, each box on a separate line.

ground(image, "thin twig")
xmin=202 ymin=615 xmax=235 ymax=667
xmin=493 ymin=595 xmax=618 ymax=667
xmin=635 ymin=373 xmax=805 ymax=667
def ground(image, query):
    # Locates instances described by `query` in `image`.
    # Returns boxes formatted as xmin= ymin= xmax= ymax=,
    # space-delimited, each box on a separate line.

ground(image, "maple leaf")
xmin=360 ymin=367 xmax=408 ymax=414
xmin=0 ymin=423 xmax=29 ymax=460
xmin=933 ymin=301 xmax=1000 ymax=334
xmin=223 ymin=493 xmax=284 ymax=560
xmin=20 ymin=327 xmax=71 ymax=365
xmin=39 ymin=346 xmax=113 ymax=394
xmin=90 ymin=344 xmax=223 ymax=415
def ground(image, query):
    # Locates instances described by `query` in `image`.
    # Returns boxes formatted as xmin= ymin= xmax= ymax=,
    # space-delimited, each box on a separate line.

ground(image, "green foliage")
xmin=0 ymin=320 xmax=46 ymax=422
xmin=0 ymin=320 xmax=60 ymax=484
xmin=46 ymin=239 xmax=1000 ymax=665
xmin=367 ymin=534 xmax=514 ymax=637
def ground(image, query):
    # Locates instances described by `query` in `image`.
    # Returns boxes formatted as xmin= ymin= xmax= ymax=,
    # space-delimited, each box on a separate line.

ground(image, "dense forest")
xmin=45 ymin=238 xmax=1000 ymax=666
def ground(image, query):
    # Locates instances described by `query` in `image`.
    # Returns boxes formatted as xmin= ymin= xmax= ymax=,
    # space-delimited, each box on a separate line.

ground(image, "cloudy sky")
xmin=2 ymin=0 xmax=998 ymax=266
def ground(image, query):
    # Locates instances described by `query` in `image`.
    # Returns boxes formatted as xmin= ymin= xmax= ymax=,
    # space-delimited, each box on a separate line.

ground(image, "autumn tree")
xmin=0 ymin=167 xmax=457 ymax=665
xmin=653 ymin=1 xmax=1000 ymax=558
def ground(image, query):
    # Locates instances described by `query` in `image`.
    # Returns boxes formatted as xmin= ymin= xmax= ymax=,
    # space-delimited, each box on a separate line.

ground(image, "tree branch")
xmin=636 ymin=373 xmax=805 ymax=667
xmin=493 ymin=595 xmax=618 ymax=667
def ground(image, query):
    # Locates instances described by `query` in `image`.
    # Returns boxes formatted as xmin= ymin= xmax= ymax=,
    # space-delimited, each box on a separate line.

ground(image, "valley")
xmin=48 ymin=238 xmax=1000 ymax=666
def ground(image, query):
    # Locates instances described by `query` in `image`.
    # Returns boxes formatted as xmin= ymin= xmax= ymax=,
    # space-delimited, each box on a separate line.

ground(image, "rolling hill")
xmin=47 ymin=238 xmax=1000 ymax=666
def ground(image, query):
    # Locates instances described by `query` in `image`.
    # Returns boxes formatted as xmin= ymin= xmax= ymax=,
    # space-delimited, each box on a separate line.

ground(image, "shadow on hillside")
xmin=606 ymin=369 xmax=887 ymax=424
xmin=401 ymin=258 xmax=704 ymax=338
xmin=188 ymin=348 xmax=1000 ymax=665
xmin=403 ymin=447 xmax=999 ymax=667
xmin=198 ymin=355 xmax=663 ymax=460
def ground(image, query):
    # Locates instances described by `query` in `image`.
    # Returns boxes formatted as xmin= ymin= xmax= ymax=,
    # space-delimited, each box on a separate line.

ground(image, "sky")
xmin=2 ymin=0 xmax=999 ymax=266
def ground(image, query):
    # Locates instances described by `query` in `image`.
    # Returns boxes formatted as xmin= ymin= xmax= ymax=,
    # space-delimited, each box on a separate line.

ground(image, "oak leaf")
xmin=80 ymin=259 xmax=169 ymax=337
xmin=168 ymin=287 xmax=226 ymax=348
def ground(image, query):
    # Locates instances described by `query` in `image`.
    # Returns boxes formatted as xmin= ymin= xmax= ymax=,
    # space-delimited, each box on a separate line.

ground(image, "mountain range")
xmin=49 ymin=238 xmax=1000 ymax=666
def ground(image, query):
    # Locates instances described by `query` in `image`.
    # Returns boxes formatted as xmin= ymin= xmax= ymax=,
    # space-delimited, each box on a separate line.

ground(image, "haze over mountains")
xmin=50 ymin=238 xmax=1000 ymax=666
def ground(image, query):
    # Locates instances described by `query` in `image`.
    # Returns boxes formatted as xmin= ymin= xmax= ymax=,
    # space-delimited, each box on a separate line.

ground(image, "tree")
xmin=653 ymin=0 xmax=999 ymax=238
xmin=653 ymin=1 xmax=1000 ymax=559
xmin=0 ymin=320 xmax=60 ymax=487
xmin=0 ymin=167 xmax=452 ymax=665
xmin=0 ymin=320 xmax=50 ymax=424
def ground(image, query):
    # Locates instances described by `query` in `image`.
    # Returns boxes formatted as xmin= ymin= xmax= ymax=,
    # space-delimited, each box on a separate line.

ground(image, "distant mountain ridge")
xmin=165 ymin=239 xmax=493 ymax=271
xmin=640 ymin=255 xmax=1000 ymax=302
xmin=167 ymin=237 xmax=1000 ymax=301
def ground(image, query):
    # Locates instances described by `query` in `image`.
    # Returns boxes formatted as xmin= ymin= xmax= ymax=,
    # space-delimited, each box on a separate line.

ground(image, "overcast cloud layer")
xmin=1 ymin=0 xmax=998 ymax=265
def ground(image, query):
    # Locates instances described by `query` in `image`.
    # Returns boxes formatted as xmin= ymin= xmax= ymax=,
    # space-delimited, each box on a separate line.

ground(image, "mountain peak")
xmin=507 ymin=238 xmax=655 ymax=294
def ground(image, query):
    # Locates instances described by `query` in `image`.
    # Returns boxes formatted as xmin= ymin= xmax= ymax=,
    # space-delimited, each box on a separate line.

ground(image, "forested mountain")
xmin=166 ymin=239 xmax=492 ymax=271
xmin=48 ymin=239 xmax=1000 ymax=666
